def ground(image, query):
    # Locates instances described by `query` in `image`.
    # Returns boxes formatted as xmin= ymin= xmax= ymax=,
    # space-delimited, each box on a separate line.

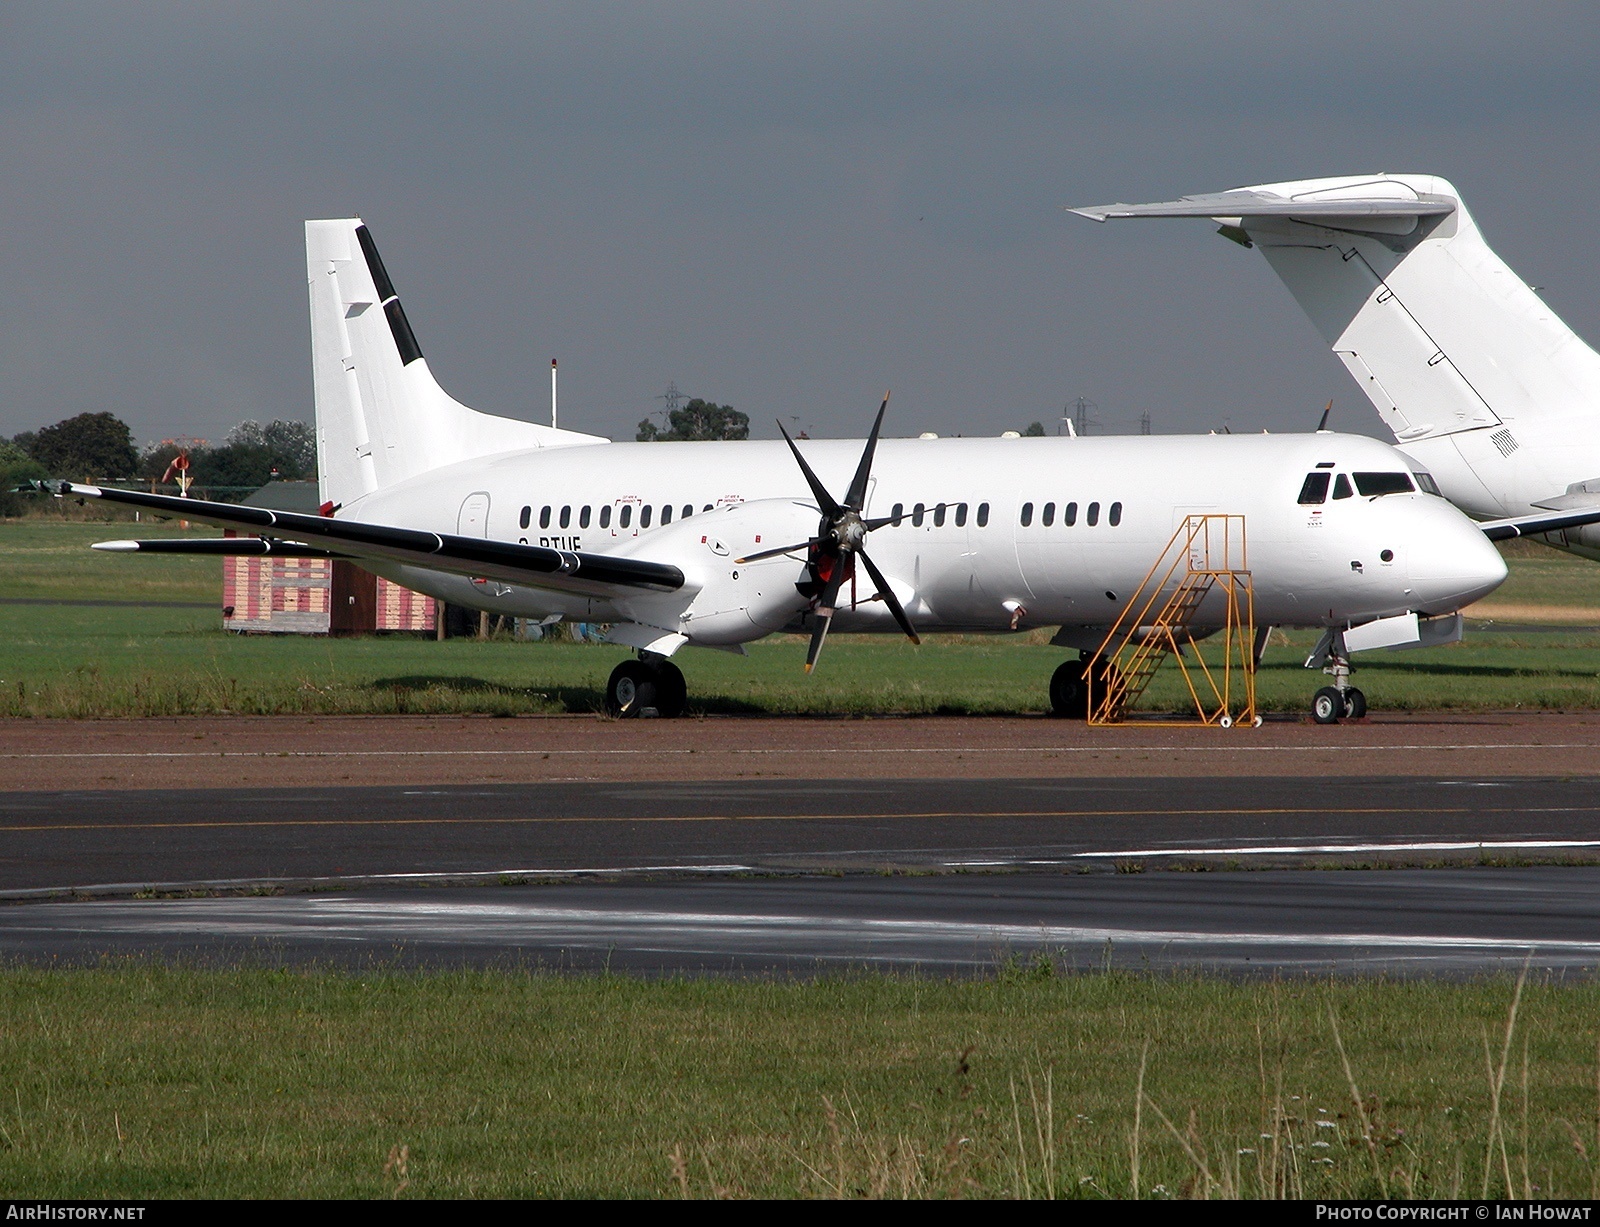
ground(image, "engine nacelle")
xmin=612 ymin=498 xmax=821 ymax=646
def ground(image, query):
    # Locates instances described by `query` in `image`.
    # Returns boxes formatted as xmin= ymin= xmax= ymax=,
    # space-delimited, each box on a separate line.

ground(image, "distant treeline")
xmin=1 ymin=412 xmax=315 ymax=514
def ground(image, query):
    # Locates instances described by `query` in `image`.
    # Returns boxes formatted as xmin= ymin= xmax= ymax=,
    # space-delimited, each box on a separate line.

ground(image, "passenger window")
xmin=519 ymin=506 xmax=531 ymax=530
xmin=559 ymin=505 xmax=571 ymax=529
xmin=600 ymin=505 xmax=612 ymax=528
xmin=1063 ymin=501 xmax=1077 ymax=526
xmin=977 ymin=502 xmax=990 ymax=527
xmin=1086 ymin=501 xmax=1100 ymax=526
xmin=1020 ymin=502 xmax=1033 ymax=527
xmin=913 ymin=503 xmax=926 ymax=527
xmin=640 ymin=505 xmax=653 ymax=528
xmin=1297 ymin=473 xmax=1331 ymax=504
xmin=1109 ymin=501 xmax=1122 ymax=527
xmin=620 ymin=505 xmax=632 ymax=528
xmin=1333 ymin=474 xmax=1353 ymax=500
xmin=1041 ymin=502 xmax=1055 ymax=527
xmin=934 ymin=504 xmax=946 ymax=527
xmin=891 ymin=502 xmax=904 ymax=526
xmin=955 ymin=503 xmax=968 ymax=527
xmin=661 ymin=505 xmax=673 ymax=525
xmin=539 ymin=506 xmax=552 ymax=529
xmin=1353 ymin=472 xmax=1416 ymax=497
xmin=579 ymin=505 xmax=591 ymax=529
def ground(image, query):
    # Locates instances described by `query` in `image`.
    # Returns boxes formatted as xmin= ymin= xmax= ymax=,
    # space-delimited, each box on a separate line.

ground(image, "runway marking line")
xmin=0 ymin=741 xmax=1591 ymax=761
xmin=1074 ymin=838 xmax=1600 ymax=859
xmin=0 ymin=803 xmax=1574 ymax=834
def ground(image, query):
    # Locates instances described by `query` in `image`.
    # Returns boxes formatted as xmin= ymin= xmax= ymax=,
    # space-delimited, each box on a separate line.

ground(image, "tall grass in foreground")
xmin=3 ymin=966 xmax=1600 ymax=1198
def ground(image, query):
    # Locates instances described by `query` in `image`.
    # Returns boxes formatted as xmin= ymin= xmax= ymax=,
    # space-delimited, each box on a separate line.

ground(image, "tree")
xmin=0 ymin=439 xmax=46 ymax=516
xmin=25 ymin=412 xmax=138 ymax=480
xmin=637 ymin=399 xmax=749 ymax=442
xmin=1023 ymin=421 xmax=1046 ymax=437
xmin=226 ymin=419 xmax=316 ymax=478
xmin=137 ymin=419 xmax=317 ymax=498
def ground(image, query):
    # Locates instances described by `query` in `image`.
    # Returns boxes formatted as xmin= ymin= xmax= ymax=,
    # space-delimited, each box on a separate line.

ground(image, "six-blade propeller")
xmin=736 ymin=392 xmax=921 ymax=672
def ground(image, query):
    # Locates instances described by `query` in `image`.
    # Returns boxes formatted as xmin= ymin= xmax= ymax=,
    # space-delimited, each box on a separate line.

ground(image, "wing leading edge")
xmin=53 ymin=482 xmax=685 ymax=596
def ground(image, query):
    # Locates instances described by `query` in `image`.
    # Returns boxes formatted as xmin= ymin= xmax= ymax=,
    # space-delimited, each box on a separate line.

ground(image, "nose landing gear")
xmin=1306 ymin=630 xmax=1366 ymax=724
xmin=605 ymin=656 xmax=688 ymax=718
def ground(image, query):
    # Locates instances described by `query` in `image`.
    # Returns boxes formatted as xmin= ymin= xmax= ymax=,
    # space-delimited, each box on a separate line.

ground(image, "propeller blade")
xmin=803 ymin=563 xmax=851 ymax=673
xmin=734 ymin=540 xmax=813 ymax=564
xmin=776 ymin=420 xmax=842 ymax=520
xmin=842 ymin=391 xmax=890 ymax=511
xmin=857 ymin=547 xmax=920 ymax=644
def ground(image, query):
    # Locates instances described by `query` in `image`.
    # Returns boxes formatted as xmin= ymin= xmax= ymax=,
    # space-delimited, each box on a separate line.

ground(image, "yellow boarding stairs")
xmin=1085 ymin=514 xmax=1259 ymax=727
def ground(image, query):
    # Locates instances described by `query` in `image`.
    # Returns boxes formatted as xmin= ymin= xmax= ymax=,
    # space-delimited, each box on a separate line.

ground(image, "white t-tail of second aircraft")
xmin=1074 ymin=174 xmax=1600 ymax=557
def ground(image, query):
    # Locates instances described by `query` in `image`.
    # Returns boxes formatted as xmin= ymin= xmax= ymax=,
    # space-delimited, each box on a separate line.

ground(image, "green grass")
xmin=0 ymin=966 xmax=1594 ymax=1199
xmin=1483 ymin=538 xmax=1600 ymax=612
xmin=8 ymin=518 xmax=1600 ymax=717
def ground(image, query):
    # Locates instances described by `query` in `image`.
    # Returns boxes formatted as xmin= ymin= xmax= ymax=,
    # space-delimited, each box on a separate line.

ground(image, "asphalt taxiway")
xmin=5 ymin=714 xmax=1600 ymax=974
xmin=2 ymin=773 xmax=1599 ymax=897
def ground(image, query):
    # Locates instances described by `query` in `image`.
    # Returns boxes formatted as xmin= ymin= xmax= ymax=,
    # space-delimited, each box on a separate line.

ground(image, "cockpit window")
xmin=1414 ymin=472 xmax=1442 ymax=496
xmin=1297 ymin=473 xmax=1330 ymax=505
xmin=1332 ymin=474 xmax=1354 ymax=500
xmin=1353 ymin=472 xmax=1415 ymax=497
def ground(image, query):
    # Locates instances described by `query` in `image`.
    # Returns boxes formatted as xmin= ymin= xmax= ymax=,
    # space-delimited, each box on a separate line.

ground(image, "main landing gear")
xmin=605 ymin=657 xmax=687 ymax=718
xmin=1048 ymin=653 xmax=1118 ymax=720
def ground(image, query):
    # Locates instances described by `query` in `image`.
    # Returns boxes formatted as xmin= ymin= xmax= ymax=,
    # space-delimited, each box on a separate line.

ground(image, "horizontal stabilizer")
xmin=1069 ymin=191 xmax=1456 ymax=223
xmin=92 ymin=537 xmax=346 ymax=558
xmin=51 ymin=483 xmax=684 ymax=596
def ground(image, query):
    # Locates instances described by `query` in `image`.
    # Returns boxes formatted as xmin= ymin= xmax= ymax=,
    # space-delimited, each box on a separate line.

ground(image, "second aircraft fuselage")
xmin=346 ymin=430 xmax=1506 ymax=643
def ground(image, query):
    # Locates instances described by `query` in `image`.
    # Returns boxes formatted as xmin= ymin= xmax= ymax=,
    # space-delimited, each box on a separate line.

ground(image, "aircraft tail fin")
xmin=305 ymin=218 xmax=604 ymax=509
xmin=1075 ymin=175 xmax=1600 ymax=514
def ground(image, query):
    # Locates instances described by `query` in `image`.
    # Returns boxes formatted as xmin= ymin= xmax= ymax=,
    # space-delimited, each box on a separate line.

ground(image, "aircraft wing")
xmin=52 ymin=482 xmax=685 ymax=596
xmin=1069 ymin=191 xmax=1456 ymax=223
xmin=93 ymin=537 xmax=347 ymax=558
xmin=1477 ymin=506 xmax=1600 ymax=542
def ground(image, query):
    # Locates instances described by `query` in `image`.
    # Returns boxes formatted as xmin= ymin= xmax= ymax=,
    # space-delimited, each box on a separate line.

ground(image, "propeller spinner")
xmin=736 ymin=393 xmax=920 ymax=672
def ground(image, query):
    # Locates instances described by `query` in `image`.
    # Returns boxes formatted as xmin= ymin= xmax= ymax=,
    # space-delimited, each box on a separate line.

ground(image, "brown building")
xmin=221 ymin=481 xmax=436 ymax=635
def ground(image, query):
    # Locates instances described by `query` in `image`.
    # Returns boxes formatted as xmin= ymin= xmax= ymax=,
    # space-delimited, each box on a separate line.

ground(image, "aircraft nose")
xmin=1408 ymin=509 xmax=1507 ymax=610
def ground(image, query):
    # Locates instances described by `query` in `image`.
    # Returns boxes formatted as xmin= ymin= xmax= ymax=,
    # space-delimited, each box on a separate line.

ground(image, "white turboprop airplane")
xmin=54 ymin=217 xmax=1535 ymax=723
xmin=1072 ymin=174 xmax=1600 ymax=553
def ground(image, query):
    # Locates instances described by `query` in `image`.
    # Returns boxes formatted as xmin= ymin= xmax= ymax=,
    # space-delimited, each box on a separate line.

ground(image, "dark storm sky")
xmin=2 ymin=2 xmax=1597 ymax=447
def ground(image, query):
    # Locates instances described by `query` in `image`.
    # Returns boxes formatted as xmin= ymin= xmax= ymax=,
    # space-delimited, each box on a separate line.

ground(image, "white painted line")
xmin=1073 ymin=838 xmax=1600 ymax=859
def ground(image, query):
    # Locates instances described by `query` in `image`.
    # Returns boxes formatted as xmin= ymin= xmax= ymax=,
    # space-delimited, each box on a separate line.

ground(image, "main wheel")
xmin=653 ymin=660 xmax=688 ymax=718
xmin=1342 ymin=687 xmax=1367 ymax=720
xmin=1049 ymin=660 xmax=1089 ymax=719
xmin=1311 ymin=686 xmax=1344 ymax=725
xmin=606 ymin=659 xmax=659 ymax=718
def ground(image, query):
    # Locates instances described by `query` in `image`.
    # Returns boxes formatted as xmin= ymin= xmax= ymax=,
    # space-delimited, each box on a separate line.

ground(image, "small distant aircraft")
xmin=59 ymin=217 xmax=1544 ymax=722
xmin=1072 ymin=174 xmax=1600 ymax=554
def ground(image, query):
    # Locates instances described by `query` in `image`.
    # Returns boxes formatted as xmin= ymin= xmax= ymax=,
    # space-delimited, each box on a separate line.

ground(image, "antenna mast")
xmin=550 ymin=359 xmax=558 ymax=429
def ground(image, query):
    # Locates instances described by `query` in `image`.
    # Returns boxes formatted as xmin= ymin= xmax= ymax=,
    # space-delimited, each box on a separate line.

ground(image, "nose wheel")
xmin=605 ymin=657 xmax=688 ymax=718
xmin=1308 ymin=637 xmax=1366 ymax=723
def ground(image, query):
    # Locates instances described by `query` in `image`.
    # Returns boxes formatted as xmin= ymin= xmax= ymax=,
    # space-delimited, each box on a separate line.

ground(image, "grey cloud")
xmin=1 ymin=3 xmax=1597 ymax=448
